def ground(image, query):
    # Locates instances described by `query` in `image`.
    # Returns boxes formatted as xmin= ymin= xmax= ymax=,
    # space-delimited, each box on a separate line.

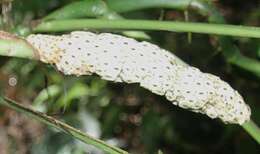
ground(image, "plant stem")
xmin=0 ymin=97 xmax=128 ymax=154
xmin=242 ymin=121 xmax=260 ymax=144
xmin=229 ymin=52 xmax=260 ymax=77
xmin=34 ymin=19 xmax=260 ymax=38
xmin=0 ymin=31 xmax=38 ymax=59
xmin=106 ymin=0 xmax=191 ymax=12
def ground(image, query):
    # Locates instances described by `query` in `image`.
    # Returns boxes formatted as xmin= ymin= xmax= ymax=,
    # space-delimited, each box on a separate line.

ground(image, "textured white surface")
xmin=26 ymin=31 xmax=251 ymax=125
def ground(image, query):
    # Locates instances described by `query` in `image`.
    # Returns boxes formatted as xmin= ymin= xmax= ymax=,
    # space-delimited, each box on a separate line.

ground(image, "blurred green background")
xmin=0 ymin=0 xmax=259 ymax=154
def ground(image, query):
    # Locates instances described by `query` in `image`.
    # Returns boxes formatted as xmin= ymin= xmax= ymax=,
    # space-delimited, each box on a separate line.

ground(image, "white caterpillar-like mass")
xmin=26 ymin=31 xmax=251 ymax=125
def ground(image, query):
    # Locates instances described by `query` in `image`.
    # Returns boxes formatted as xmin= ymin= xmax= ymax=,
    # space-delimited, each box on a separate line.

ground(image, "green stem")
xmin=0 ymin=97 xmax=128 ymax=154
xmin=0 ymin=31 xmax=38 ymax=59
xmin=34 ymin=19 xmax=260 ymax=38
xmin=106 ymin=0 xmax=191 ymax=12
xmin=242 ymin=121 xmax=260 ymax=144
xmin=229 ymin=51 xmax=260 ymax=77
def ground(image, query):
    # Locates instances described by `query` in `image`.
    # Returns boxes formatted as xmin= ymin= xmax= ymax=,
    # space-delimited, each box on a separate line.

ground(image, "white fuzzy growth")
xmin=26 ymin=31 xmax=251 ymax=125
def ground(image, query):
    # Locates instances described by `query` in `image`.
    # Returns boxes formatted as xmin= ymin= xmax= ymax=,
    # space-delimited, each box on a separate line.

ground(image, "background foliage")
xmin=0 ymin=0 xmax=259 ymax=154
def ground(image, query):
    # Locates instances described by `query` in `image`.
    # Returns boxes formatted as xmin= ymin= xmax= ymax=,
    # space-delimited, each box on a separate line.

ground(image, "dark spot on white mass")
xmin=114 ymin=67 xmax=120 ymax=70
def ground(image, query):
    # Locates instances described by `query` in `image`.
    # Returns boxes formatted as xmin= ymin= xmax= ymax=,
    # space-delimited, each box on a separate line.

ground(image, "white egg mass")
xmin=26 ymin=31 xmax=251 ymax=125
